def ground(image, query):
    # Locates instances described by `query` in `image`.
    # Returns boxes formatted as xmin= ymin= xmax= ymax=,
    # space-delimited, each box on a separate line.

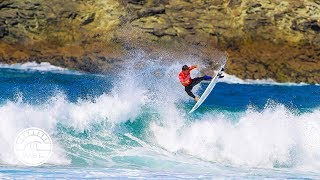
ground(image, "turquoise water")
xmin=0 ymin=59 xmax=319 ymax=179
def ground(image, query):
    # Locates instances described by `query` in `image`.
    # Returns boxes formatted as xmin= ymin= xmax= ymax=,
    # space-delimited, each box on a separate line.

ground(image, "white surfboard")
xmin=189 ymin=63 xmax=225 ymax=113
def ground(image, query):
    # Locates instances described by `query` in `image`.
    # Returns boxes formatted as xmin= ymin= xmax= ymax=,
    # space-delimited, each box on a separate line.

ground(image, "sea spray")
xmin=0 ymin=52 xmax=319 ymax=176
xmin=151 ymin=103 xmax=320 ymax=170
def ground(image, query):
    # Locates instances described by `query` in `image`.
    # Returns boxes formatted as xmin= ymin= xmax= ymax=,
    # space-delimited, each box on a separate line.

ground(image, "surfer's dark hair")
xmin=182 ymin=65 xmax=189 ymax=71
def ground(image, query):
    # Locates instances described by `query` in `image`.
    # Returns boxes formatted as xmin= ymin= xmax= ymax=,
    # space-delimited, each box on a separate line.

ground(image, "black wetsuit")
xmin=184 ymin=76 xmax=206 ymax=98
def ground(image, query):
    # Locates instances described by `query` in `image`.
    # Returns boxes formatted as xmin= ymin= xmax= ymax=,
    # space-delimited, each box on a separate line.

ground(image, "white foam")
xmin=151 ymin=104 xmax=320 ymax=171
xmin=1 ymin=51 xmax=319 ymax=172
xmin=0 ymin=96 xmax=70 ymax=166
xmin=117 ymin=52 xmax=320 ymax=171
xmin=0 ymin=72 xmax=147 ymax=165
xmin=219 ymin=73 xmax=311 ymax=86
xmin=0 ymin=62 xmax=66 ymax=71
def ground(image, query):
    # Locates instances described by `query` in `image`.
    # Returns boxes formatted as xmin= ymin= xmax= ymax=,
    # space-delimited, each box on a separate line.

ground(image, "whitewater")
xmin=0 ymin=52 xmax=319 ymax=179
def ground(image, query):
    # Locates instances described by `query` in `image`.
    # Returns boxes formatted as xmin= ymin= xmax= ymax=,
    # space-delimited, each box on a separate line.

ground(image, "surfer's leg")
xmin=204 ymin=75 xmax=212 ymax=80
xmin=185 ymin=86 xmax=196 ymax=98
xmin=190 ymin=77 xmax=205 ymax=87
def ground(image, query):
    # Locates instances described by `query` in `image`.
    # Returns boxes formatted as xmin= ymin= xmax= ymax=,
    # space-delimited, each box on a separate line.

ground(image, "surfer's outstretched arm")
xmin=189 ymin=65 xmax=199 ymax=71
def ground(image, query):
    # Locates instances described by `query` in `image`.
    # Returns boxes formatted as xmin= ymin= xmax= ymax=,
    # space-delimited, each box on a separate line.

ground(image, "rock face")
xmin=0 ymin=0 xmax=125 ymax=72
xmin=0 ymin=0 xmax=319 ymax=83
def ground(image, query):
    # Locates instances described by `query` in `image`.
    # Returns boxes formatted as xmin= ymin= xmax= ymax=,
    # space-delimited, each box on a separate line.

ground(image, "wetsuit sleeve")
xmin=178 ymin=73 xmax=184 ymax=82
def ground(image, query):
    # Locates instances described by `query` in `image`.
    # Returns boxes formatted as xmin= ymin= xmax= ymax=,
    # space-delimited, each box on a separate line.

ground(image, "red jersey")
xmin=178 ymin=65 xmax=197 ymax=86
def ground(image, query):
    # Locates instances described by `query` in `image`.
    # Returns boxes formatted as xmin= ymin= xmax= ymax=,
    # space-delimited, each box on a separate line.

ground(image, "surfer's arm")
xmin=189 ymin=65 xmax=198 ymax=71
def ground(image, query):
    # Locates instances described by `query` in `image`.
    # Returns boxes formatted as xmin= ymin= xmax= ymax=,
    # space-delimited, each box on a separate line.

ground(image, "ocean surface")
xmin=0 ymin=54 xmax=319 ymax=179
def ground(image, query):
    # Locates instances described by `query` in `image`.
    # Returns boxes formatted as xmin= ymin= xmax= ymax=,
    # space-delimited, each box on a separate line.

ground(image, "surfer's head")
xmin=182 ymin=65 xmax=189 ymax=71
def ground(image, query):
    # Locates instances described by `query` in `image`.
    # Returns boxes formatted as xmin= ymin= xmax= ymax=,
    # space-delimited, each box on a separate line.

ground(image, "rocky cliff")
xmin=0 ymin=0 xmax=319 ymax=83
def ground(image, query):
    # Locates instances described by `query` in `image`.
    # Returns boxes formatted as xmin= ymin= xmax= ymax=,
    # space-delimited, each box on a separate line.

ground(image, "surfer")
xmin=178 ymin=65 xmax=213 ymax=101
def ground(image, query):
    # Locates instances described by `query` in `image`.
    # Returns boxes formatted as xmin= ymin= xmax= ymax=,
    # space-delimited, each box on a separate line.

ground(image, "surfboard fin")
xmin=217 ymin=72 xmax=224 ymax=78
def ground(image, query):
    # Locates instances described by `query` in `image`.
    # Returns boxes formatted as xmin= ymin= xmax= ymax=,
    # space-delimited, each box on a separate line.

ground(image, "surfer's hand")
xmin=194 ymin=97 xmax=199 ymax=102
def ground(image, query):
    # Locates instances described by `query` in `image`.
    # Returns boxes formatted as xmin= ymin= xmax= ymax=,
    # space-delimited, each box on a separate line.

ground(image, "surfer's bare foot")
xmin=194 ymin=97 xmax=199 ymax=101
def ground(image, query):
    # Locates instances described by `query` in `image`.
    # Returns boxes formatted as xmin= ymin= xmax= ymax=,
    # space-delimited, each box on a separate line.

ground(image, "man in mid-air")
xmin=178 ymin=65 xmax=222 ymax=101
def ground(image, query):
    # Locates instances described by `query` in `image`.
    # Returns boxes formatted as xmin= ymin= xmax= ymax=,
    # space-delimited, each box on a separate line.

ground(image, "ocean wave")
xmin=0 ymin=74 xmax=147 ymax=166
xmin=1 ymin=59 xmax=314 ymax=86
xmin=219 ymin=73 xmax=312 ymax=86
xmin=0 ymin=62 xmax=88 ymax=76
xmin=151 ymin=103 xmax=320 ymax=171
xmin=0 ymin=51 xmax=319 ymax=173
xmin=1 ymin=91 xmax=319 ymax=171
xmin=0 ymin=62 xmax=66 ymax=71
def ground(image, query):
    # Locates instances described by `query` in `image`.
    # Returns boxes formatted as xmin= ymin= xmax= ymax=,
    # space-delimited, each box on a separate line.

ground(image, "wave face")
xmin=0 ymin=53 xmax=320 ymax=178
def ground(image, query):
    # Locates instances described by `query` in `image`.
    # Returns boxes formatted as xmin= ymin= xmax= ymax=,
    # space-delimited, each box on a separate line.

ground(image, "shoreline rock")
xmin=0 ymin=0 xmax=319 ymax=83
